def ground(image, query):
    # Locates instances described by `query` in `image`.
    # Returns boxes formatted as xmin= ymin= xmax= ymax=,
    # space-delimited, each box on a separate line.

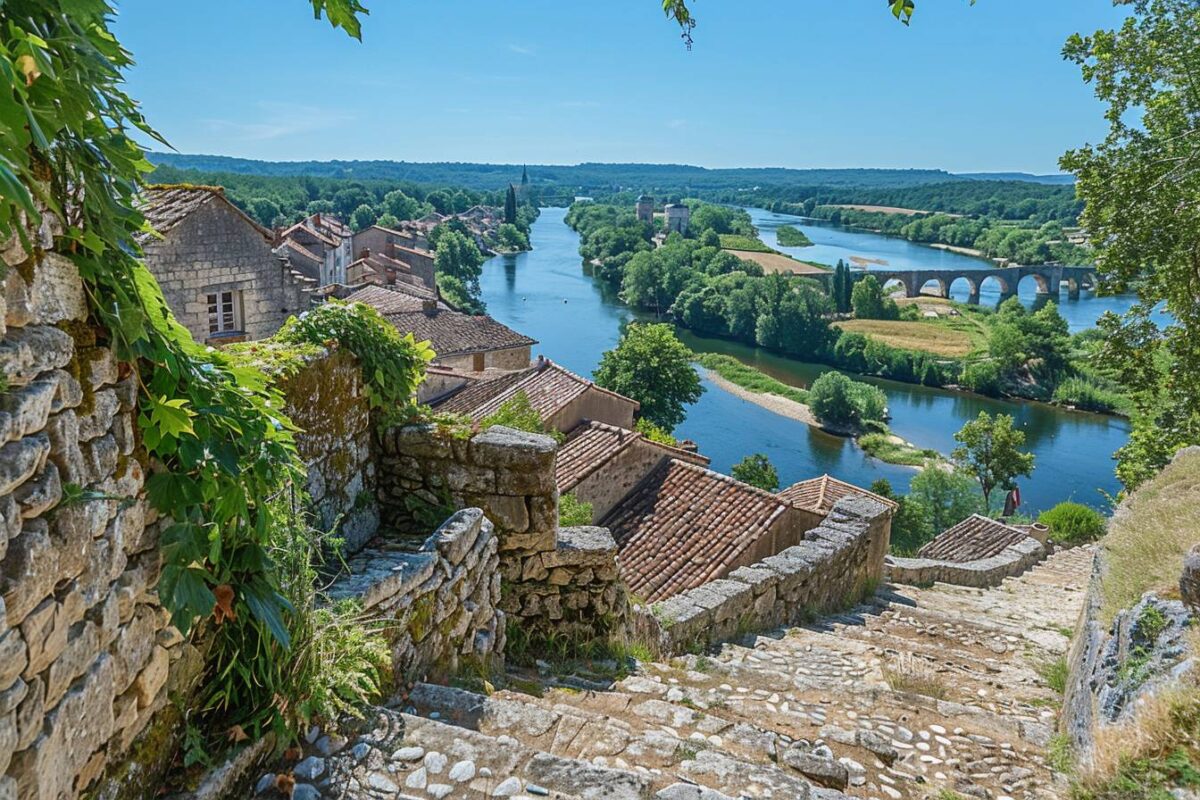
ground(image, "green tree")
xmin=594 ymin=323 xmax=703 ymax=431
xmin=497 ymin=223 xmax=529 ymax=251
xmin=732 ymin=454 xmax=780 ymax=492
xmin=1061 ymin=0 xmax=1200 ymax=489
xmin=951 ymin=412 xmax=1035 ymax=510
xmin=504 ymin=184 xmax=518 ymax=225
xmin=871 ymin=479 xmax=935 ymax=556
xmin=383 ymin=189 xmax=421 ymax=220
xmin=434 ymin=229 xmax=485 ymax=298
xmin=808 ymin=371 xmax=888 ymax=430
xmin=851 ymin=275 xmax=899 ymax=320
xmin=832 ymin=260 xmax=853 ymax=313
xmin=350 ymin=203 xmax=377 ymax=231
xmin=907 ymin=468 xmax=986 ymax=536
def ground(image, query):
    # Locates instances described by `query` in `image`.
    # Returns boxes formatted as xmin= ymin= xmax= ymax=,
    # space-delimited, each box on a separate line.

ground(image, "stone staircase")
xmin=262 ymin=546 xmax=1093 ymax=800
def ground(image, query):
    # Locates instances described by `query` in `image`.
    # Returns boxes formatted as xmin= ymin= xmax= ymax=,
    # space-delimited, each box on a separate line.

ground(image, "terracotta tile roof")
xmin=917 ymin=514 xmax=1032 ymax=563
xmin=279 ymin=220 xmax=337 ymax=248
xmin=433 ymin=360 xmax=598 ymax=420
xmin=602 ymin=459 xmax=790 ymax=602
xmin=138 ymin=186 xmax=271 ymax=243
xmin=778 ymin=474 xmax=897 ymax=515
xmin=384 ymin=308 xmax=536 ymax=361
xmin=556 ymin=420 xmax=709 ymax=493
xmin=345 ymin=284 xmax=438 ymax=314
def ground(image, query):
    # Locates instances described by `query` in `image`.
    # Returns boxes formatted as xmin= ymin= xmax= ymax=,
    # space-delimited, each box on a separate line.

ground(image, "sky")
xmin=114 ymin=0 xmax=1129 ymax=174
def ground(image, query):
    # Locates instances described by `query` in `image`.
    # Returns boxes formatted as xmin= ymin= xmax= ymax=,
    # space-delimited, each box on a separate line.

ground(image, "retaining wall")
xmin=0 ymin=210 xmax=197 ymax=800
xmin=635 ymin=496 xmax=892 ymax=655
xmin=885 ymin=537 xmax=1046 ymax=589
xmin=327 ymin=509 xmax=502 ymax=679
xmin=376 ymin=424 xmax=627 ymax=644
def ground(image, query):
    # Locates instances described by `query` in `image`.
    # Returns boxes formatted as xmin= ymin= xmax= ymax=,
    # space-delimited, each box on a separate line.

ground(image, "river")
xmin=749 ymin=207 xmax=1162 ymax=332
xmin=479 ymin=207 xmax=1129 ymax=514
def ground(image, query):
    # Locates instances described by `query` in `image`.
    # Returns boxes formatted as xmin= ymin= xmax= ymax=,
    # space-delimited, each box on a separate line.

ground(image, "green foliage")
xmin=1061 ymin=0 xmax=1200 ymax=491
xmin=851 ymin=275 xmax=901 ymax=321
xmin=775 ymin=225 xmax=813 ymax=247
xmin=437 ymin=274 xmax=486 ymax=315
xmin=595 ymin=323 xmax=703 ymax=432
xmin=952 ymin=412 xmax=1036 ymax=509
xmin=718 ymin=234 xmax=771 ymax=252
xmin=808 ymin=371 xmax=888 ymax=430
xmin=1038 ymin=656 xmax=1069 ymax=695
xmin=480 ymin=390 xmax=564 ymax=443
xmin=496 ymin=222 xmax=529 ymax=251
xmin=695 ymin=353 xmax=810 ymax=404
xmin=350 ymin=202 xmax=376 ymax=231
xmin=433 ymin=228 xmax=486 ymax=305
xmin=635 ymin=418 xmax=679 ymax=445
xmin=1039 ymin=502 xmax=1107 ymax=545
xmin=559 ymin=493 xmax=594 ymax=526
xmin=731 ymin=454 xmax=780 ymax=492
xmin=907 ymin=467 xmax=986 ymax=537
xmin=275 ymin=301 xmax=434 ymax=421
xmin=831 ymin=260 xmax=854 ymax=313
xmin=857 ymin=433 xmax=939 ymax=468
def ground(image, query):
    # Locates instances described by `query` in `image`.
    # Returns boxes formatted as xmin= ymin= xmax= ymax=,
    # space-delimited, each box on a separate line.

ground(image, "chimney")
xmin=313 ymin=212 xmax=322 ymax=227
xmin=535 ymin=355 xmax=548 ymax=370
xmin=359 ymin=247 xmax=371 ymax=259
xmin=422 ymin=298 xmax=438 ymax=313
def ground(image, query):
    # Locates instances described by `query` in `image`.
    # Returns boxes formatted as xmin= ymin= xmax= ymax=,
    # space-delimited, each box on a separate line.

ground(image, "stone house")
xmin=778 ymin=474 xmax=897 ymax=533
xmin=431 ymin=358 xmax=638 ymax=430
xmin=387 ymin=309 xmax=537 ymax=374
xmin=664 ymin=203 xmax=690 ymax=235
xmin=277 ymin=213 xmax=354 ymax=287
xmin=555 ymin=420 xmax=710 ymax=521
xmin=351 ymin=225 xmax=437 ymax=292
xmin=138 ymin=186 xmax=314 ymax=344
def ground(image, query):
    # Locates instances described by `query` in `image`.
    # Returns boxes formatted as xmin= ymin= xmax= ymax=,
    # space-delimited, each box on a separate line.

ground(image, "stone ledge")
xmin=886 ymin=537 xmax=1046 ymax=589
xmin=541 ymin=526 xmax=617 ymax=569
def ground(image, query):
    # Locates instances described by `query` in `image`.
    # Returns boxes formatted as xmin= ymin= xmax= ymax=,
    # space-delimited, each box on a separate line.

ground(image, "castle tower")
xmin=635 ymin=194 xmax=654 ymax=224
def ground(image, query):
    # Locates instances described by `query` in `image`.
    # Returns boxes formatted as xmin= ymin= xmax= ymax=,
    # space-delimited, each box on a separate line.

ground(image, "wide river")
xmin=479 ymin=208 xmax=1131 ymax=514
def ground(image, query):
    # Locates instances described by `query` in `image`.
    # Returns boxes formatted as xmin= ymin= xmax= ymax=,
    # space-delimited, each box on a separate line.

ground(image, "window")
xmin=206 ymin=290 xmax=241 ymax=335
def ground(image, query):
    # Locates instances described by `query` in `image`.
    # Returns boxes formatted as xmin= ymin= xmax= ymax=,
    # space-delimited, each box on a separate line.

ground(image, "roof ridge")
xmin=666 ymin=458 xmax=787 ymax=504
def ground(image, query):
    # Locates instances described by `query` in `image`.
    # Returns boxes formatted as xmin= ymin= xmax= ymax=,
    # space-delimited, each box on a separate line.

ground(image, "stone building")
xmin=664 ymin=203 xmax=690 ymax=235
xmin=277 ymin=213 xmax=354 ymax=287
xmin=431 ymin=358 xmax=638 ymax=429
xmin=778 ymin=474 xmax=897 ymax=533
xmin=386 ymin=306 xmax=537 ymax=373
xmin=138 ymin=186 xmax=314 ymax=344
xmin=635 ymin=194 xmax=654 ymax=224
xmin=351 ymin=225 xmax=437 ymax=292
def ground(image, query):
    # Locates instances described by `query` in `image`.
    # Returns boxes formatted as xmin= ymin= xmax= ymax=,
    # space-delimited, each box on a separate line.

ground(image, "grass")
xmin=718 ymin=233 xmax=772 ymax=252
xmin=726 ymin=248 xmax=830 ymax=275
xmin=695 ymin=353 xmax=810 ymax=404
xmin=882 ymin=653 xmax=949 ymax=700
xmin=858 ymin=432 xmax=940 ymax=467
xmin=833 ymin=318 xmax=980 ymax=358
xmin=776 ymin=225 xmax=814 ymax=247
xmin=1099 ymin=448 xmax=1200 ymax=625
xmin=1038 ymin=656 xmax=1069 ymax=695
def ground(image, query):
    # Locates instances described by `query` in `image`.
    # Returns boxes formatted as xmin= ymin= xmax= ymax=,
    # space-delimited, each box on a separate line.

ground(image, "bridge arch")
xmin=1018 ymin=271 xmax=1053 ymax=296
xmin=880 ymin=276 xmax=912 ymax=298
xmin=979 ymin=274 xmax=1014 ymax=298
xmin=948 ymin=275 xmax=980 ymax=303
xmin=917 ymin=276 xmax=950 ymax=298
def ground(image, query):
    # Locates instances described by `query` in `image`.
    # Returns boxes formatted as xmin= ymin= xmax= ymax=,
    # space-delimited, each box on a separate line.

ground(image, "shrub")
xmin=559 ymin=493 xmax=594 ymax=526
xmin=809 ymin=371 xmax=888 ymax=429
xmin=732 ymin=453 xmax=780 ymax=492
xmin=635 ymin=418 xmax=678 ymax=446
xmin=481 ymin=390 xmax=564 ymax=443
xmin=961 ymin=360 xmax=1003 ymax=396
xmin=1039 ymin=501 xmax=1107 ymax=545
xmin=1053 ymin=376 xmax=1130 ymax=415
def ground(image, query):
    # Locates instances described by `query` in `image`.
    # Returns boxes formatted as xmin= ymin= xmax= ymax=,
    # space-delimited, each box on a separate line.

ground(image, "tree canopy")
xmin=594 ymin=323 xmax=704 ymax=431
xmin=952 ymin=412 xmax=1035 ymax=509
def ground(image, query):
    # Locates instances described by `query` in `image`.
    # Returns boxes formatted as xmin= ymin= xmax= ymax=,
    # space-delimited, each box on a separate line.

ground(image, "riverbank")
xmin=696 ymin=353 xmax=939 ymax=469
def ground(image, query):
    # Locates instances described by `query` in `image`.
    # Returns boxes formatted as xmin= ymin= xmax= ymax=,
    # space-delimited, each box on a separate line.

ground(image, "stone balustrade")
xmin=885 ymin=537 xmax=1046 ymax=589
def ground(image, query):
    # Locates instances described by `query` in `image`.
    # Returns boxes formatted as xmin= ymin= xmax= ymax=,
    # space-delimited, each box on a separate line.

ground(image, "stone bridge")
xmin=865 ymin=264 xmax=1099 ymax=302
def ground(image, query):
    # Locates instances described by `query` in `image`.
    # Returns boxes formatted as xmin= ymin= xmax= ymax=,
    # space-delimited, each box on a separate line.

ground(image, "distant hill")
xmin=955 ymin=172 xmax=1075 ymax=185
xmin=148 ymin=152 xmax=974 ymax=193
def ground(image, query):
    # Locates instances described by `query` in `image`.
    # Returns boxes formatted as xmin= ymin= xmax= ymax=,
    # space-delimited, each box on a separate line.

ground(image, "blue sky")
xmin=114 ymin=0 xmax=1127 ymax=173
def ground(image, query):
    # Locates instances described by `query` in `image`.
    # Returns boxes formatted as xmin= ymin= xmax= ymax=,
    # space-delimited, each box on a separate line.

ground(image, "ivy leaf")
xmin=149 ymin=395 xmax=196 ymax=439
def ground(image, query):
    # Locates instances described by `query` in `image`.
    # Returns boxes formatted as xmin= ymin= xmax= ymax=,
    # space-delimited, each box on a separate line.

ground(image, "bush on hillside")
xmin=1039 ymin=501 xmax=1106 ymax=545
xmin=809 ymin=371 xmax=888 ymax=430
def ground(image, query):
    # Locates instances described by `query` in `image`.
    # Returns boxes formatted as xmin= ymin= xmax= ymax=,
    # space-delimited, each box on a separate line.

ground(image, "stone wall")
xmin=885 ymin=537 xmax=1046 ymax=589
xmin=634 ymin=496 xmax=891 ymax=655
xmin=0 ymin=213 xmax=194 ymax=800
xmin=274 ymin=349 xmax=378 ymax=553
xmin=376 ymin=424 xmax=627 ymax=644
xmin=142 ymin=197 xmax=310 ymax=344
xmin=435 ymin=345 xmax=532 ymax=374
xmin=327 ymin=509 xmax=502 ymax=679
xmin=569 ymin=437 xmax=707 ymax=523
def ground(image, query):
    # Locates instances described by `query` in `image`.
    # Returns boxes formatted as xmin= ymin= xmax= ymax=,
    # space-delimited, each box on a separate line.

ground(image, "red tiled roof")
xmin=345 ymin=284 xmax=437 ymax=314
xmin=385 ymin=308 xmax=536 ymax=361
xmin=778 ymin=474 xmax=897 ymax=515
xmin=602 ymin=459 xmax=790 ymax=602
xmin=556 ymin=420 xmax=709 ymax=493
xmin=137 ymin=186 xmax=272 ymax=244
xmin=917 ymin=514 xmax=1031 ymax=563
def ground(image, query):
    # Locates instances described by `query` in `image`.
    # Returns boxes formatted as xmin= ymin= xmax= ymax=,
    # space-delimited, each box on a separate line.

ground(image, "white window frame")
xmin=206 ymin=289 xmax=242 ymax=335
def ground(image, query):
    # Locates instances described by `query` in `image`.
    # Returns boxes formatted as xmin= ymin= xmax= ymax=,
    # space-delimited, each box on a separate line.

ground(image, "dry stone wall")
xmin=273 ymin=349 xmax=378 ymax=553
xmin=376 ymin=424 xmax=627 ymax=645
xmin=327 ymin=509 xmax=502 ymax=679
xmin=0 ymin=213 xmax=194 ymax=800
xmin=636 ymin=496 xmax=892 ymax=655
xmin=885 ymin=537 xmax=1046 ymax=589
